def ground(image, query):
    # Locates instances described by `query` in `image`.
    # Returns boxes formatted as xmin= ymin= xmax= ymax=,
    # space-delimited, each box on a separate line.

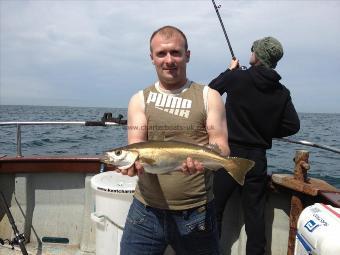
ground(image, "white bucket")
xmin=91 ymin=171 xmax=138 ymax=255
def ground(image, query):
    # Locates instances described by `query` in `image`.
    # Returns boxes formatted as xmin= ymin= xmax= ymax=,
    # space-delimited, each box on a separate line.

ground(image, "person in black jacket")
xmin=209 ymin=36 xmax=300 ymax=255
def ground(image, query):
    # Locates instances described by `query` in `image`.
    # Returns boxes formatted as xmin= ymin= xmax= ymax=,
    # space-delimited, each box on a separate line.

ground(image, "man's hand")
xmin=181 ymin=157 xmax=204 ymax=175
xmin=229 ymin=58 xmax=239 ymax=70
xmin=116 ymin=160 xmax=144 ymax=177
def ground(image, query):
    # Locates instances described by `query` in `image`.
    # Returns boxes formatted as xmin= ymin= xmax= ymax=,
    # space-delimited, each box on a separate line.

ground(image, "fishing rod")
xmin=274 ymin=138 xmax=340 ymax=154
xmin=210 ymin=2 xmax=339 ymax=155
xmin=0 ymin=113 xmax=127 ymax=127
xmin=211 ymin=0 xmax=236 ymax=60
xmin=0 ymin=191 xmax=28 ymax=255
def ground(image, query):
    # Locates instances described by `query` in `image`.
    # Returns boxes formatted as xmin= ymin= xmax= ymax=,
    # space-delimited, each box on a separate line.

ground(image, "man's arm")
xmin=127 ymin=91 xmax=148 ymax=144
xmin=208 ymin=70 xmax=230 ymax=95
xmin=206 ymin=88 xmax=230 ymax=156
xmin=119 ymin=91 xmax=147 ymax=176
xmin=181 ymin=87 xmax=230 ymax=175
xmin=209 ymin=59 xmax=239 ymax=95
xmin=275 ymin=94 xmax=300 ymax=138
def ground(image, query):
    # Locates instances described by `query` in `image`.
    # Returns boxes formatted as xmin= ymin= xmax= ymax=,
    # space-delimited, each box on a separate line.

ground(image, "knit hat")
xmin=252 ymin=36 xmax=283 ymax=68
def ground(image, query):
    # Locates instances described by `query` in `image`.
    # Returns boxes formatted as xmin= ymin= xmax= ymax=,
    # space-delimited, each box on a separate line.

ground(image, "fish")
xmin=101 ymin=141 xmax=255 ymax=185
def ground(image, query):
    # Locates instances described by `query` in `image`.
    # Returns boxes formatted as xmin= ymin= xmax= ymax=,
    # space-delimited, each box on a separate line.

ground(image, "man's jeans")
xmin=121 ymin=198 xmax=220 ymax=255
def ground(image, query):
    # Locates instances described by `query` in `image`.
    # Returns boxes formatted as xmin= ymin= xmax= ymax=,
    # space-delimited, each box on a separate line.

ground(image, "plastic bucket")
xmin=91 ymin=171 xmax=138 ymax=255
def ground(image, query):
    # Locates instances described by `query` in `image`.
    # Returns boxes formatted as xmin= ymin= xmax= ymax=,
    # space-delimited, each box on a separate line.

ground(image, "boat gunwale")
xmin=0 ymin=155 xmax=116 ymax=174
xmin=0 ymin=155 xmax=339 ymax=207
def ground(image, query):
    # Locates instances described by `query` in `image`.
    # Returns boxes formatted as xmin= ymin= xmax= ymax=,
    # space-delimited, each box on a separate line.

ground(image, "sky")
xmin=0 ymin=0 xmax=339 ymax=113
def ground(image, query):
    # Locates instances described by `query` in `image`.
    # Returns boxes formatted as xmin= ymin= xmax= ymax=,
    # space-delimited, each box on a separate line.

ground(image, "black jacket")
xmin=209 ymin=66 xmax=300 ymax=149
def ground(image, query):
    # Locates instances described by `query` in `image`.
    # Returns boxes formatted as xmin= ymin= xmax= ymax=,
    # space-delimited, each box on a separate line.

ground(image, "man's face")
xmin=150 ymin=33 xmax=190 ymax=89
xmin=249 ymin=51 xmax=259 ymax=66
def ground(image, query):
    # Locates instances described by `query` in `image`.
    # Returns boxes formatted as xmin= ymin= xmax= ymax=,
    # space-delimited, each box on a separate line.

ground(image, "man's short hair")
xmin=150 ymin=25 xmax=188 ymax=52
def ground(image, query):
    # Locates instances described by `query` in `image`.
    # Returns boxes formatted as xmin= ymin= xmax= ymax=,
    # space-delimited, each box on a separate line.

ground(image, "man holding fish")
xmin=101 ymin=26 xmax=254 ymax=254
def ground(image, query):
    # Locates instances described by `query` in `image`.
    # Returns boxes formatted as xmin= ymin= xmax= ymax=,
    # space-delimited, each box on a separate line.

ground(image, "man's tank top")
xmin=133 ymin=80 xmax=214 ymax=210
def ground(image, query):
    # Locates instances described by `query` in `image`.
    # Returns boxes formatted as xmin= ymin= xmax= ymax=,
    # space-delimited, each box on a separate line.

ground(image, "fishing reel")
xmin=0 ymin=191 xmax=28 ymax=255
xmin=0 ymin=233 xmax=27 ymax=254
xmin=230 ymin=64 xmax=247 ymax=71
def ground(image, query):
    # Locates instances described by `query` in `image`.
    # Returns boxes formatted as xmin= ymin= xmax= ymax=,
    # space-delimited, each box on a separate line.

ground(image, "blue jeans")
xmin=121 ymin=198 xmax=220 ymax=255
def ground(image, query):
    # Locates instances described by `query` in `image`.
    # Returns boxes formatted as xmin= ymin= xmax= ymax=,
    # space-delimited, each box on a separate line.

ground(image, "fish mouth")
xmin=99 ymin=154 xmax=111 ymax=165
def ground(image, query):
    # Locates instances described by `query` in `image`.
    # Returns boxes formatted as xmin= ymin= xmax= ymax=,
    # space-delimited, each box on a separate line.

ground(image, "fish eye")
xmin=115 ymin=150 xmax=122 ymax=156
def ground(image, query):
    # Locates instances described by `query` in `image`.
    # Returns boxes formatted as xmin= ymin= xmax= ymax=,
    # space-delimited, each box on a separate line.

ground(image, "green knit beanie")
xmin=252 ymin=36 xmax=283 ymax=68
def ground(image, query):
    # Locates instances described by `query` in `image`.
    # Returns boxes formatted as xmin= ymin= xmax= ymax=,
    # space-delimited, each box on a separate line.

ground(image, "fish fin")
xmin=139 ymin=157 xmax=160 ymax=173
xmin=220 ymin=157 xmax=255 ymax=185
xmin=139 ymin=156 xmax=156 ymax=166
xmin=206 ymin=144 xmax=222 ymax=154
xmin=203 ymin=162 xmax=222 ymax=171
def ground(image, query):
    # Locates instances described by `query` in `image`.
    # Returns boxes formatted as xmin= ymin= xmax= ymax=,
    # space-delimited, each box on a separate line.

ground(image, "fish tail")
xmin=220 ymin=158 xmax=255 ymax=186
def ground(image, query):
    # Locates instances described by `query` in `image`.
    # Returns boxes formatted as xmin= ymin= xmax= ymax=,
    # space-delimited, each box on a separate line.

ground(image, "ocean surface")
xmin=1 ymin=105 xmax=339 ymax=188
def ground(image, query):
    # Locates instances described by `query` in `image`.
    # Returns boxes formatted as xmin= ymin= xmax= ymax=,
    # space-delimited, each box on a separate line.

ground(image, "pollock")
xmin=101 ymin=141 xmax=255 ymax=185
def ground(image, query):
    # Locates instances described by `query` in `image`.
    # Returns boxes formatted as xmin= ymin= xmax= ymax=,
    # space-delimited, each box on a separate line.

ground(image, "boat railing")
xmin=1 ymin=118 xmax=339 ymax=158
xmin=0 ymin=114 xmax=127 ymax=157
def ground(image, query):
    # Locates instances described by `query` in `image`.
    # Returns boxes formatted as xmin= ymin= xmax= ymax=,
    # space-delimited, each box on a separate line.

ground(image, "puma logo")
xmin=146 ymin=92 xmax=192 ymax=118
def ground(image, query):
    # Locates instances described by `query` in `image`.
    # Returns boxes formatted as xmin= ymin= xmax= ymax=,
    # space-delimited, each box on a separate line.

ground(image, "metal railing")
xmin=1 ymin=121 xmax=339 ymax=157
xmin=0 ymin=121 xmax=122 ymax=157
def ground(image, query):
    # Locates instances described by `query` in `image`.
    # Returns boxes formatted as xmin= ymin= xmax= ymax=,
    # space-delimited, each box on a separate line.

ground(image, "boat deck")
xmin=1 ymin=154 xmax=339 ymax=255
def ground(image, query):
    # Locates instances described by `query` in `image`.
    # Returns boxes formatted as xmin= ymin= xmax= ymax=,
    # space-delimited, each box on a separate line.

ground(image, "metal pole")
xmin=0 ymin=121 xmax=119 ymax=126
xmin=211 ymin=0 xmax=236 ymax=59
xmin=16 ymin=124 xmax=22 ymax=158
xmin=274 ymin=138 xmax=340 ymax=154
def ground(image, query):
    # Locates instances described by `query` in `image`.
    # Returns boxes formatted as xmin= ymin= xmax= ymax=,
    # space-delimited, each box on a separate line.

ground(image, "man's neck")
xmin=156 ymin=79 xmax=191 ymax=94
xmin=159 ymin=79 xmax=188 ymax=91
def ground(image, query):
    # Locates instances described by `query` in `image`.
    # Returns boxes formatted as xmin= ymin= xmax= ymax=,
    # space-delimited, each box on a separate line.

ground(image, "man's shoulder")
xmin=276 ymin=82 xmax=290 ymax=95
xmin=190 ymin=81 xmax=206 ymax=89
xmin=190 ymin=80 xmax=204 ymax=86
xmin=227 ymin=67 xmax=250 ymax=81
xmin=142 ymin=83 xmax=156 ymax=92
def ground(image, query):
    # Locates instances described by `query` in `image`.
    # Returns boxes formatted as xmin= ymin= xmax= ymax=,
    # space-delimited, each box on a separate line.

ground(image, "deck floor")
xmin=0 ymin=243 xmax=84 ymax=255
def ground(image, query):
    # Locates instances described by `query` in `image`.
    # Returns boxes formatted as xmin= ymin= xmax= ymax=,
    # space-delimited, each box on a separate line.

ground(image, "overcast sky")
xmin=1 ymin=0 xmax=339 ymax=113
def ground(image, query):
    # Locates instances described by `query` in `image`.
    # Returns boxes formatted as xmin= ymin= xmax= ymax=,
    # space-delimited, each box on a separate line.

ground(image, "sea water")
xmin=0 ymin=105 xmax=339 ymax=188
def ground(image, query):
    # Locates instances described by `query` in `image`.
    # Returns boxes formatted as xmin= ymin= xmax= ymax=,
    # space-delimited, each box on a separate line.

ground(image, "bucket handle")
xmin=90 ymin=212 xmax=124 ymax=230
